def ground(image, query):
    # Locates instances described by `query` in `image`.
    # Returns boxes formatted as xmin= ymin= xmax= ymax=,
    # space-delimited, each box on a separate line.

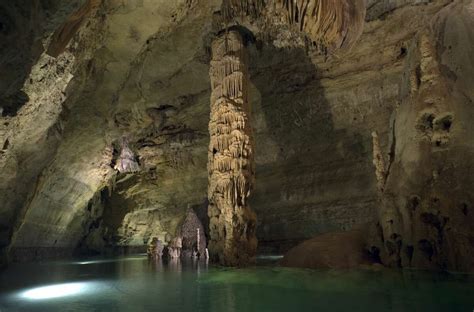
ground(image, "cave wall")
xmin=95 ymin=0 xmax=458 ymax=255
xmin=1 ymin=0 xmax=473 ymax=271
xmin=0 ymin=0 xmax=104 ymax=262
xmin=2 ymin=0 xmax=205 ymax=260
xmin=376 ymin=0 xmax=474 ymax=271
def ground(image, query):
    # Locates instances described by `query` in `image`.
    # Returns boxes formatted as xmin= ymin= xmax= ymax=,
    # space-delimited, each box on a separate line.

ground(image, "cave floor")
xmin=0 ymin=255 xmax=473 ymax=312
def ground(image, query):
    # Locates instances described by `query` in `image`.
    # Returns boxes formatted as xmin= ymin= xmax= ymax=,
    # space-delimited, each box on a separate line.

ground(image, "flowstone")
xmin=207 ymin=30 xmax=257 ymax=266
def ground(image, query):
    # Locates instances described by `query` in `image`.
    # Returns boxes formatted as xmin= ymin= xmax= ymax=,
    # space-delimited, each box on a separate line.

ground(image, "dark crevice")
xmin=2 ymin=139 xmax=9 ymax=150
xmin=405 ymin=245 xmax=414 ymax=264
xmin=407 ymin=195 xmax=420 ymax=212
xmin=418 ymin=239 xmax=434 ymax=261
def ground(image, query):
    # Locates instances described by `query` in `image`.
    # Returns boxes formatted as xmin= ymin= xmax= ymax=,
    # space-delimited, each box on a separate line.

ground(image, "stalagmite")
xmin=208 ymin=30 xmax=257 ymax=266
xmin=196 ymin=228 xmax=200 ymax=252
xmin=371 ymin=131 xmax=386 ymax=192
xmin=167 ymin=236 xmax=182 ymax=259
xmin=147 ymin=237 xmax=164 ymax=259
xmin=180 ymin=209 xmax=206 ymax=258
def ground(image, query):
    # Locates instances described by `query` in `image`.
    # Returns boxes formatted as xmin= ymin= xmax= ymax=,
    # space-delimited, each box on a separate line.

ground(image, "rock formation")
xmin=114 ymin=137 xmax=140 ymax=173
xmin=208 ymin=30 xmax=257 ymax=266
xmin=0 ymin=0 xmax=473 ymax=272
xmin=374 ymin=26 xmax=474 ymax=271
xmin=280 ymin=227 xmax=377 ymax=269
xmin=167 ymin=236 xmax=183 ymax=259
xmin=221 ymin=0 xmax=366 ymax=51
xmin=371 ymin=131 xmax=387 ymax=192
xmin=180 ymin=209 xmax=207 ymax=258
xmin=147 ymin=237 xmax=164 ymax=259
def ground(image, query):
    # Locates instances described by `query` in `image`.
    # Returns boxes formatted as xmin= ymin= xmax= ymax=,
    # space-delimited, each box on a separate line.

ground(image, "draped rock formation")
xmin=208 ymin=30 xmax=257 ymax=266
xmin=221 ymin=0 xmax=366 ymax=51
xmin=47 ymin=0 xmax=102 ymax=57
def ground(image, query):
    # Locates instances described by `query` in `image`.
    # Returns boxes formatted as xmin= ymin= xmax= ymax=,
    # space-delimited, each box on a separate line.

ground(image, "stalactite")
xmin=220 ymin=0 xmax=366 ymax=51
xmin=114 ymin=137 xmax=140 ymax=173
xmin=208 ymin=30 xmax=257 ymax=266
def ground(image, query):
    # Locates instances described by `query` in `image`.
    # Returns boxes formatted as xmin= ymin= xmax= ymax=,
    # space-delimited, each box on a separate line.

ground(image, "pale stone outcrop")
xmin=147 ymin=237 xmax=164 ymax=259
xmin=114 ymin=138 xmax=140 ymax=173
xmin=371 ymin=131 xmax=387 ymax=193
xmin=167 ymin=237 xmax=182 ymax=259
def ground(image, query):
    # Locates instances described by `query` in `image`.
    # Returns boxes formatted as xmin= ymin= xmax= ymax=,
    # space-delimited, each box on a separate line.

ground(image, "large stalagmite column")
xmin=207 ymin=30 xmax=257 ymax=266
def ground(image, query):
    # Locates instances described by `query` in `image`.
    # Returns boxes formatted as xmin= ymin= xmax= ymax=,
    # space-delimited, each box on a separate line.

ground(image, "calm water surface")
xmin=0 ymin=255 xmax=473 ymax=312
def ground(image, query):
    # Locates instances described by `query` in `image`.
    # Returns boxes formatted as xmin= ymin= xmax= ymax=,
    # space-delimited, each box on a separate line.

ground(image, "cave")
xmin=1 ymin=0 xmax=474 ymax=311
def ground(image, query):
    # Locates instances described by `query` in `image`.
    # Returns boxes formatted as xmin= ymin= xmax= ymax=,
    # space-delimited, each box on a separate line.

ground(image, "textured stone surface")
xmin=208 ymin=31 xmax=257 ymax=266
xmin=0 ymin=0 xmax=106 ymax=261
xmin=374 ymin=1 xmax=474 ymax=272
xmin=280 ymin=228 xmax=377 ymax=269
xmin=180 ymin=209 xmax=207 ymax=257
xmin=0 ymin=0 xmax=473 ymax=271
xmin=221 ymin=0 xmax=366 ymax=51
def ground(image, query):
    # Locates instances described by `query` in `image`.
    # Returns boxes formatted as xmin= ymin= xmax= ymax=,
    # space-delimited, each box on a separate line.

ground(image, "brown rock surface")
xmin=374 ymin=1 xmax=474 ymax=271
xmin=280 ymin=228 xmax=376 ymax=269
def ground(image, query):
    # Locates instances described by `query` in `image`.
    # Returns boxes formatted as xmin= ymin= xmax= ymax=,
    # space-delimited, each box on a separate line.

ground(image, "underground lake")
xmin=1 ymin=0 xmax=474 ymax=311
xmin=1 ymin=255 xmax=474 ymax=312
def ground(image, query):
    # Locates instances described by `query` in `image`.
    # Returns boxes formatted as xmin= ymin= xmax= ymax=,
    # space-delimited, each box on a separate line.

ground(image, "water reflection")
xmin=20 ymin=282 xmax=90 ymax=300
xmin=0 ymin=255 xmax=473 ymax=312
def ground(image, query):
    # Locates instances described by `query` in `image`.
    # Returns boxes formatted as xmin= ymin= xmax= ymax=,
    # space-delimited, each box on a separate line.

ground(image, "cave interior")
xmin=0 ymin=0 xmax=474 ymax=311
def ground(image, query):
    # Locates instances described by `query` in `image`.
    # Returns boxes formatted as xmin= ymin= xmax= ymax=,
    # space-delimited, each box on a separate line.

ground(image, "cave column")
xmin=207 ymin=30 xmax=257 ymax=266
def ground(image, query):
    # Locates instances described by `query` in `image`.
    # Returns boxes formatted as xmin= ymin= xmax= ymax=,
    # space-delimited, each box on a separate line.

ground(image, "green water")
xmin=0 ymin=255 xmax=473 ymax=311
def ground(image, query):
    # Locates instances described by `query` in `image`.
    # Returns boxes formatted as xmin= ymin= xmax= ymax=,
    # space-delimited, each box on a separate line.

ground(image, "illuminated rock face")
xmin=208 ymin=31 xmax=257 ymax=266
xmin=221 ymin=0 xmax=366 ymax=51
xmin=276 ymin=0 xmax=366 ymax=50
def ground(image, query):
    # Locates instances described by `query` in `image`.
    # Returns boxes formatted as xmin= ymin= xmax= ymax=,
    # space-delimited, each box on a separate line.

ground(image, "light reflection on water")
xmin=71 ymin=256 xmax=147 ymax=265
xmin=19 ymin=282 xmax=96 ymax=300
xmin=0 ymin=255 xmax=473 ymax=312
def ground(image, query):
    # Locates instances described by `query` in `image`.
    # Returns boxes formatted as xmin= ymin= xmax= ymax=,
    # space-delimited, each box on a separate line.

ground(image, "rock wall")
xmin=1 ymin=0 xmax=473 ymax=272
xmin=0 ymin=0 xmax=106 ymax=261
xmin=1 ymin=0 xmax=208 ymax=260
xmin=375 ymin=1 xmax=474 ymax=272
